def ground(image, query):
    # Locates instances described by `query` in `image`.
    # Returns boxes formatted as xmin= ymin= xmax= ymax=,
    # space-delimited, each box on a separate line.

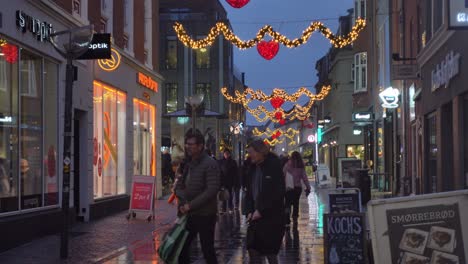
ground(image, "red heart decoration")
xmin=279 ymin=119 xmax=286 ymax=125
xmin=274 ymin=111 xmax=283 ymax=120
xmin=275 ymin=131 xmax=282 ymax=138
xmin=225 ymin=0 xmax=250 ymax=8
xmin=257 ymin=40 xmax=279 ymax=60
xmin=270 ymin=97 xmax=285 ymax=109
xmin=272 ymin=134 xmax=277 ymax=140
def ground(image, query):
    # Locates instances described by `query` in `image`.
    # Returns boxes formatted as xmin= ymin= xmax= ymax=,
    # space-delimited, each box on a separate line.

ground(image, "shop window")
xmin=194 ymin=37 xmax=210 ymax=69
xmin=195 ymin=83 xmax=211 ymax=110
xmin=0 ymin=39 xmax=58 ymax=214
xmin=354 ymin=52 xmax=367 ymax=93
xmin=93 ymin=81 xmax=126 ymax=198
xmin=426 ymin=113 xmax=437 ymax=193
xmin=166 ymin=83 xmax=178 ymax=113
xmin=346 ymin=145 xmax=364 ymax=160
xmin=133 ymin=99 xmax=156 ymax=177
xmin=166 ymin=38 xmax=177 ymax=70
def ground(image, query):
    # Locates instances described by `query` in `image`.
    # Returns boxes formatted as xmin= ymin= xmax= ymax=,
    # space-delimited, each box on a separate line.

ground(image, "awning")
xmin=164 ymin=109 xmax=224 ymax=118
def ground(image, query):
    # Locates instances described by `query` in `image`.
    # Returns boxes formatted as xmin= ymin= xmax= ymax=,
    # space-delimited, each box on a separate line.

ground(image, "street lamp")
xmin=49 ymin=25 xmax=93 ymax=259
xmin=185 ymin=94 xmax=204 ymax=130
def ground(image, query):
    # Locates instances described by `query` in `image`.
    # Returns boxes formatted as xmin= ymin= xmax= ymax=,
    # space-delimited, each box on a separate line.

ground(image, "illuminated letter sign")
xmin=98 ymin=48 xmax=121 ymax=71
xmin=16 ymin=10 xmax=54 ymax=42
xmin=137 ymin=72 xmax=158 ymax=92
xmin=379 ymin=87 xmax=400 ymax=108
xmin=431 ymin=51 xmax=460 ymax=92
xmin=77 ymin=33 xmax=111 ymax=60
xmin=352 ymin=112 xmax=374 ymax=122
xmin=448 ymin=0 xmax=468 ymax=29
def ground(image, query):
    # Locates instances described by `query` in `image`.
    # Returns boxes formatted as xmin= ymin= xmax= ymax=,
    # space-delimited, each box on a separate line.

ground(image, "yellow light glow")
xmin=222 ymin=85 xmax=331 ymax=122
xmin=173 ymin=18 xmax=366 ymax=50
xmin=98 ymin=48 xmax=121 ymax=72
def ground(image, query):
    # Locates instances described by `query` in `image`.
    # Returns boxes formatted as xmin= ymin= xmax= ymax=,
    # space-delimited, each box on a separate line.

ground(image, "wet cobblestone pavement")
xmin=0 ymin=188 xmax=327 ymax=263
xmin=104 ymin=189 xmax=326 ymax=263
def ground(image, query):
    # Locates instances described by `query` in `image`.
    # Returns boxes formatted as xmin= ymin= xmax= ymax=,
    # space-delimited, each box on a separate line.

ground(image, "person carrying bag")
xmin=157 ymin=216 xmax=189 ymax=263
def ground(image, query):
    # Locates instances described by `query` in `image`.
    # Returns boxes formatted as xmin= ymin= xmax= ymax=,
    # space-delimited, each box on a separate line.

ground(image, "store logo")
xmin=352 ymin=112 xmax=374 ymax=122
xmin=431 ymin=51 xmax=460 ymax=92
xmin=78 ymin=33 xmax=112 ymax=60
xmin=98 ymin=48 xmax=121 ymax=71
xmin=16 ymin=10 xmax=54 ymax=42
xmin=137 ymin=72 xmax=158 ymax=92
xmin=379 ymin=87 xmax=400 ymax=108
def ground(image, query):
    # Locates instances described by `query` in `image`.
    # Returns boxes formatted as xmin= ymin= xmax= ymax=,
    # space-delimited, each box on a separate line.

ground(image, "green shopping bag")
xmin=158 ymin=215 xmax=189 ymax=263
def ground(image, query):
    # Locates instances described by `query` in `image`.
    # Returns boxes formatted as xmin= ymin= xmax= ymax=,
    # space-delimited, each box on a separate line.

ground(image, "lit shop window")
xmin=93 ymin=81 xmax=126 ymax=198
xmin=133 ymin=99 xmax=156 ymax=177
xmin=346 ymin=145 xmax=364 ymax=160
xmin=0 ymin=38 xmax=58 ymax=214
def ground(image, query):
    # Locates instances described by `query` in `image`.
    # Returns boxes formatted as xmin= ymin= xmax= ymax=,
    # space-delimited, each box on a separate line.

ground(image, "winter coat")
xmin=219 ymin=157 xmax=239 ymax=189
xmin=174 ymin=152 xmax=221 ymax=216
xmin=244 ymin=153 xmax=285 ymax=254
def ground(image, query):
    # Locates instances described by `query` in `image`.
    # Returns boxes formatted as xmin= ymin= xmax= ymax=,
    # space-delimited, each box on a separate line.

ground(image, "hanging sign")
xmin=448 ymin=0 xmax=468 ymax=29
xmin=77 ymin=33 xmax=111 ymax=60
xmin=379 ymin=87 xmax=400 ymax=108
xmin=324 ymin=213 xmax=367 ymax=264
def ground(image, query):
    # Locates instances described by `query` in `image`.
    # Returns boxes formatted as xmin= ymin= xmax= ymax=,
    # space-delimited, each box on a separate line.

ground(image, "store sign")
xmin=448 ymin=0 xmax=468 ymax=29
xmin=77 ymin=33 xmax=111 ymax=60
xmin=98 ymin=48 xmax=121 ymax=71
xmin=431 ymin=51 xmax=460 ymax=92
xmin=352 ymin=112 xmax=374 ymax=122
xmin=391 ymin=64 xmax=419 ymax=80
xmin=379 ymin=87 xmax=400 ymax=108
xmin=137 ymin=72 xmax=158 ymax=92
xmin=0 ymin=116 xmax=12 ymax=123
xmin=16 ymin=10 xmax=54 ymax=42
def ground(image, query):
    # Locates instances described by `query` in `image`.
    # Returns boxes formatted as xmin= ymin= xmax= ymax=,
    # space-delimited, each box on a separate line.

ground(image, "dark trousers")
xmin=221 ymin=188 xmax=234 ymax=212
xmin=284 ymin=187 xmax=302 ymax=224
xmin=179 ymin=214 xmax=218 ymax=264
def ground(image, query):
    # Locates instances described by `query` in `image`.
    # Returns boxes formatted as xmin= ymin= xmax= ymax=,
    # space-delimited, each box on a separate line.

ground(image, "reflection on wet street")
xmin=104 ymin=188 xmax=325 ymax=263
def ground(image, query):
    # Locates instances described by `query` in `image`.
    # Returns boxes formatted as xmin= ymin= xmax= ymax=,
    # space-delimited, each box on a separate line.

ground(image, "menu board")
xmin=338 ymin=158 xmax=362 ymax=187
xmin=324 ymin=213 xmax=366 ymax=264
xmin=386 ymin=203 xmax=465 ymax=264
xmin=329 ymin=193 xmax=361 ymax=213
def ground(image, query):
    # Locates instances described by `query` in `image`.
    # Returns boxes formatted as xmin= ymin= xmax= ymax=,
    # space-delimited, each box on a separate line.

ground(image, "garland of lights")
xmin=173 ymin=19 xmax=366 ymax=50
xmin=221 ymin=85 xmax=331 ymax=122
xmin=255 ymin=128 xmax=299 ymax=146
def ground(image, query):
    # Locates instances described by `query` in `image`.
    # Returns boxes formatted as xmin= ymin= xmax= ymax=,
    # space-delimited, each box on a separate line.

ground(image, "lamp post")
xmin=49 ymin=25 xmax=93 ymax=259
xmin=185 ymin=94 xmax=204 ymax=130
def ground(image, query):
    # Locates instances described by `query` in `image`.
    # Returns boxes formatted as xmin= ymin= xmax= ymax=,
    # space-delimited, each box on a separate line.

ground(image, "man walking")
xmin=174 ymin=129 xmax=220 ymax=264
xmin=219 ymin=149 xmax=239 ymax=213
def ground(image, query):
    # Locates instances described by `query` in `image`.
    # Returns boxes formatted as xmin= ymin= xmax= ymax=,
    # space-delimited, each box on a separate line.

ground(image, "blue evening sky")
xmin=219 ymin=0 xmax=355 ymax=125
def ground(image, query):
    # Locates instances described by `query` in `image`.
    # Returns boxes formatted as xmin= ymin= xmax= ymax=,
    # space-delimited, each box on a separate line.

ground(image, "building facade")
xmin=0 ymin=0 xmax=162 ymax=252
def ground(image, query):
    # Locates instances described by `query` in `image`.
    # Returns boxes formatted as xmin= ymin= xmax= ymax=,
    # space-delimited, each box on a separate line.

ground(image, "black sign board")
xmin=77 ymin=33 xmax=111 ymax=60
xmin=324 ymin=213 xmax=366 ymax=264
xmin=329 ymin=193 xmax=361 ymax=214
xmin=386 ymin=203 xmax=465 ymax=264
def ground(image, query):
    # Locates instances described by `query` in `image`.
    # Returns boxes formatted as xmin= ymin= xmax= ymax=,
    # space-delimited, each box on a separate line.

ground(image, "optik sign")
xmin=77 ymin=33 xmax=112 ymax=60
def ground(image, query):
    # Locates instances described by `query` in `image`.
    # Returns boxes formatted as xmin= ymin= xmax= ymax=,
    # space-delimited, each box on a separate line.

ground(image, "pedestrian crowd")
xmin=165 ymin=128 xmax=312 ymax=264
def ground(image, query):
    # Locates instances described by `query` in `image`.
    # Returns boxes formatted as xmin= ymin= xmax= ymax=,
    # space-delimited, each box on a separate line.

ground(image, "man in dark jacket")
xmin=244 ymin=140 xmax=285 ymax=264
xmin=219 ymin=149 xmax=238 ymax=213
xmin=175 ymin=129 xmax=220 ymax=264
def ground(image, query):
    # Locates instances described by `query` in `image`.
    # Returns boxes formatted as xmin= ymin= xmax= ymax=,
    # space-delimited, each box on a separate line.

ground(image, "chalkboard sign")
xmin=324 ymin=213 xmax=367 ymax=264
xmin=329 ymin=193 xmax=361 ymax=213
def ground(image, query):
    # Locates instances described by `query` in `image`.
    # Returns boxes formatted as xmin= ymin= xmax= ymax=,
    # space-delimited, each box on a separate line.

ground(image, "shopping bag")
xmin=285 ymin=171 xmax=294 ymax=190
xmin=157 ymin=215 xmax=189 ymax=263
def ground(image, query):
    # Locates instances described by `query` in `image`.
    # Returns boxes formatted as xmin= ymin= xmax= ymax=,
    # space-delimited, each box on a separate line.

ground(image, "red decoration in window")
xmin=279 ymin=119 xmax=286 ymax=125
xmin=2 ymin=44 xmax=18 ymax=64
xmin=257 ymin=40 xmax=279 ymax=60
xmin=270 ymin=97 xmax=285 ymax=109
xmin=225 ymin=0 xmax=250 ymax=8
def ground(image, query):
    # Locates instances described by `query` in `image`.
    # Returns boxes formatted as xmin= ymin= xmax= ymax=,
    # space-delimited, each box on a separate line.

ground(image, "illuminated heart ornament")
xmin=257 ymin=40 xmax=279 ymax=60
xmin=275 ymin=131 xmax=282 ymax=138
xmin=279 ymin=119 xmax=286 ymax=125
xmin=226 ymin=0 xmax=250 ymax=8
xmin=274 ymin=111 xmax=283 ymax=120
xmin=270 ymin=97 xmax=285 ymax=109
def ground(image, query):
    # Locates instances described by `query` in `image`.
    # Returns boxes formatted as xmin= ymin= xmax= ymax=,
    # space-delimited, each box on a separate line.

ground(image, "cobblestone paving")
xmin=0 ymin=188 xmax=327 ymax=264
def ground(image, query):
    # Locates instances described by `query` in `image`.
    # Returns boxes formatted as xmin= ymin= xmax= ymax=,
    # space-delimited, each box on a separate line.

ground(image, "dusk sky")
xmin=219 ymin=0 xmax=355 ymax=125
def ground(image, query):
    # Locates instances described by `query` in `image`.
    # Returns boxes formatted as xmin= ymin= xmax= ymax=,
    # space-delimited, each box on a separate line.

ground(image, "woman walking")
xmin=283 ymin=151 xmax=311 ymax=227
xmin=244 ymin=140 xmax=285 ymax=264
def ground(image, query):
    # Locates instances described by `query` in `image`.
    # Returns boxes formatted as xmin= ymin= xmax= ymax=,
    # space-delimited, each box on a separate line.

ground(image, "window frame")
xmin=353 ymin=52 xmax=367 ymax=93
xmin=165 ymin=83 xmax=178 ymax=113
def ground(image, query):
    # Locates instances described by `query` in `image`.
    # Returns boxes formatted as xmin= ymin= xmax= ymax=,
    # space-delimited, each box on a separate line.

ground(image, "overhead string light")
xmin=221 ymin=85 xmax=331 ymax=123
xmin=253 ymin=127 xmax=299 ymax=146
xmin=173 ymin=18 xmax=366 ymax=50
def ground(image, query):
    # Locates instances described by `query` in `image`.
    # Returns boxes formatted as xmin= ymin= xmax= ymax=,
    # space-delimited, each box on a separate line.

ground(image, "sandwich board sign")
xmin=367 ymin=190 xmax=468 ymax=264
